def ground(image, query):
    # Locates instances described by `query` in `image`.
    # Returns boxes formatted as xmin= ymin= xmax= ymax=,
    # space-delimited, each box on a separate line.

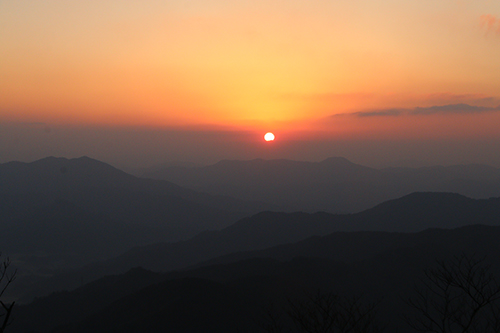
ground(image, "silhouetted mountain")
xmin=10 ymin=267 xmax=164 ymax=333
xmin=11 ymin=225 xmax=500 ymax=333
xmin=83 ymin=192 xmax=500 ymax=272
xmin=0 ymin=156 xmax=272 ymax=213
xmin=144 ymin=157 xmax=500 ymax=212
xmin=0 ymin=157 xmax=273 ymax=278
xmin=350 ymin=192 xmax=500 ymax=231
xmin=15 ymin=211 xmax=344 ymax=302
xmin=7 ymin=156 xmax=500 ymax=331
xmin=21 ymin=192 xmax=500 ymax=303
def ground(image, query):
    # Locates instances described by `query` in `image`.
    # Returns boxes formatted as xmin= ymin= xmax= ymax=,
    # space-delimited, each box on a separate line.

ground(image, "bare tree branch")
xmin=405 ymin=254 xmax=500 ymax=333
xmin=263 ymin=291 xmax=384 ymax=333
xmin=0 ymin=253 xmax=16 ymax=333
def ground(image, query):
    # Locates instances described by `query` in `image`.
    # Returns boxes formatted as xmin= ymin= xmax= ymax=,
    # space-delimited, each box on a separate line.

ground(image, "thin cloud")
xmin=411 ymin=104 xmax=500 ymax=115
xmin=335 ymin=104 xmax=500 ymax=118
xmin=351 ymin=109 xmax=404 ymax=117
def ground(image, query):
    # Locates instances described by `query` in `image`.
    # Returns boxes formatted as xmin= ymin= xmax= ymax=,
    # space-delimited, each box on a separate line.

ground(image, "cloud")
xmin=350 ymin=109 xmax=404 ymax=117
xmin=335 ymin=104 xmax=500 ymax=118
xmin=480 ymin=14 xmax=500 ymax=36
xmin=411 ymin=104 xmax=500 ymax=115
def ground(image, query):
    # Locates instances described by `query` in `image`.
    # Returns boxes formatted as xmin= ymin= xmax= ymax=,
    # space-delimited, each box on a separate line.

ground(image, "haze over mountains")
xmin=65 ymin=192 xmax=500 ymax=276
xmin=10 ymin=224 xmax=500 ymax=333
xmin=0 ymin=157 xmax=273 ymax=271
xmin=12 ymin=191 xmax=500 ymax=305
xmin=3 ymin=155 xmax=500 ymax=332
xmin=144 ymin=157 xmax=500 ymax=212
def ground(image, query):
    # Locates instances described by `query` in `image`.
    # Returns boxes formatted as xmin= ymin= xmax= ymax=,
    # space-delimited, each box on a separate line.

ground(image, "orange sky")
xmin=2 ymin=1 xmax=500 ymax=166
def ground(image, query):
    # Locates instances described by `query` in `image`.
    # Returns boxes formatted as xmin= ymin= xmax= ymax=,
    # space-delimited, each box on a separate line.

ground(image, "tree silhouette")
xmin=262 ymin=291 xmax=384 ymax=333
xmin=405 ymin=254 xmax=500 ymax=333
xmin=0 ymin=254 xmax=16 ymax=333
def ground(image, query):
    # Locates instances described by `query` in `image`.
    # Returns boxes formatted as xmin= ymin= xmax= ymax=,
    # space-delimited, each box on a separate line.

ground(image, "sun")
xmin=264 ymin=132 xmax=275 ymax=141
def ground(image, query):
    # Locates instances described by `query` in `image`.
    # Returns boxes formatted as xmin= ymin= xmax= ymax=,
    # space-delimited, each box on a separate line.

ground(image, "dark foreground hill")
xmin=10 ymin=224 xmax=500 ymax=333
xmin=19 ymin=192 xmax=500 ymax=302
xmin=143 ymin=157 xmax=500 ymax=212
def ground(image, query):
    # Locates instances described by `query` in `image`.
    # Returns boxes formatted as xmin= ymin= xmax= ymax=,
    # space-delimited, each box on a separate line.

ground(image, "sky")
xmin=2 ymin=0 xmax=500 ymax=169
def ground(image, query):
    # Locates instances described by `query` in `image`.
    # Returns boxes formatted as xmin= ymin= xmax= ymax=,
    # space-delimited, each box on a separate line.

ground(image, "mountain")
xmin=85 ymin=192 xmax=500 ymax=273
xmin=19 ymin=191 xmax=500 ymax=303
xmin=8 ymin=267 xmax=165 ymax=333
xmin=0 ymin=156 xmax=274 ymax=277
xmin=349 ymin=192 xmax=500 ymax=231
xmin=10 ymin=224 xmax=500 ymax=333
xmin=13 ymin=211 xmax=345 ymax=302
xmin=0 ymin=156 xmax=272 ymax=213
xmin=143 ymin=157 xmax=500 ymax=213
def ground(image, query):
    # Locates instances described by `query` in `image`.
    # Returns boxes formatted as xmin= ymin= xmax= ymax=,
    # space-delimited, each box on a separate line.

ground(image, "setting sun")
xmin=264 ymin=132 xmax=275 ymax=141
xmin=2 ymin=0 xmax=500 ymax=167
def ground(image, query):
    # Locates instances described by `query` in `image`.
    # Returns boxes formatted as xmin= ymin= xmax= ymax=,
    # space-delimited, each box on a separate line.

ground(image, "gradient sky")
xmin=2 ymin=1 xmax=500 ymax=168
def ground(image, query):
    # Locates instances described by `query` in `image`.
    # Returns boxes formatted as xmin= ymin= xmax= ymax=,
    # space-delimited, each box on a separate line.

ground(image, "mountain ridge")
xmin=0 ymin=156 xmax=274 ymax=295
xmin=143 ymin=156 xmax=500 ymax=213
xmin=11 ymin=224 xmax=500 ymax=333
xmin=19 ymin=190 xmax=500 ymax=303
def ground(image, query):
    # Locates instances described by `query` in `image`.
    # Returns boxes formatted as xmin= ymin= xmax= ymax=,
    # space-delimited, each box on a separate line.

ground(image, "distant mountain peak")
xmin=33 ymin=156 xmax=70 ymax=164
xmin=0 ymin=156 xmax=139 ymax=194
xmin=75 ymin=155 xmax=96 ymax=161
xmin=363 ymin=192 xmax=473 ymax=216
xmin=403 ymin=191 xmax=468 ymax=199
xmin=378 ymin=191 xmax=472 ymax=206
xmin=320 ymin=156 xmax=355 ymax=165
xmin=32 ymin=155 xmax=104 ymax=165
xmin=30 ymin=155 xmax=120 ymax=171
